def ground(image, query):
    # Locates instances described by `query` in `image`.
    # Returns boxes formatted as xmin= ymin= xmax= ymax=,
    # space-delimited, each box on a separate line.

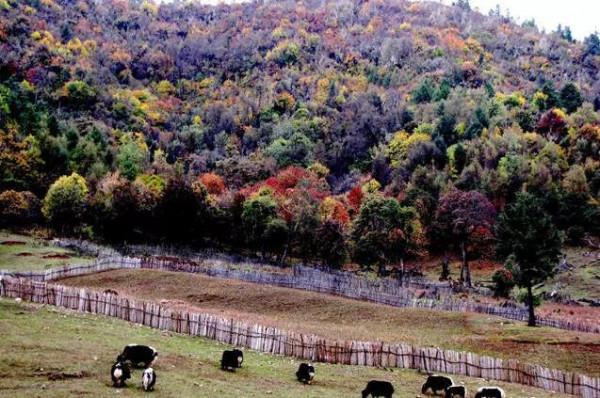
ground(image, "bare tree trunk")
xmin=400 ymin=257 xmax=405 ymax=286
xmin=527 ymin=283 xmax=536 ymax=327
xmin=460 ymin=240 xmax=471 ymax=287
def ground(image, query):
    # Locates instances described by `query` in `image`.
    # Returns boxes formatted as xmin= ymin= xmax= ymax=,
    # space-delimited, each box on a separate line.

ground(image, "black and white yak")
xmin=142 ymin=367 xmax=156 ymax=392
xmin=474 ymin=386 xmax=505 ymax=398
xmin=110 ymin=361 xmax=131 ymax=388
xmin=445 ymin=385 xmax=466 ymax=398
xmin=220 ymin=349 xmax=244 ymax=370
xmin=362 ymin=380 xmax=395 ymax=398
xmin=295 ymin=363 xmax=315 ymax=384
xmin=422 ymin=375 xmax=454 ymax=395
xmin=117 ymin=344 xmax=158 ymax=368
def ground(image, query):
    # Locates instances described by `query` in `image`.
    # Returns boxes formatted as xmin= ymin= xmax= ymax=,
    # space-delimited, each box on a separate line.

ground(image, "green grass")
xmin=545 ymin=247 xmax=600 ymax=300
xmin=0 ymin=299 xmax=576 ymax=398
xmin=0 ymin=231 xmax=93 ymax=272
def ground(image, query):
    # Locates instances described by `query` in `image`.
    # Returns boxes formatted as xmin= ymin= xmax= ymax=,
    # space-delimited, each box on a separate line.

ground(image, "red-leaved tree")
xmin=435 ymin=190 xmax=496 ymax=286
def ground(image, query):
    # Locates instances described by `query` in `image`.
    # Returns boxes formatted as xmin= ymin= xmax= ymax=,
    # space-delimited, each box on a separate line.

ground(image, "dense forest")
xmin=1 ymin=0 xmax=599 ymax=278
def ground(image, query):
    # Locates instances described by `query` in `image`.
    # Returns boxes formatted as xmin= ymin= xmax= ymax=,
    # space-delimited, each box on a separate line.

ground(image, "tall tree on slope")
xmin=496 ymin=193 xmax=562 ymax=327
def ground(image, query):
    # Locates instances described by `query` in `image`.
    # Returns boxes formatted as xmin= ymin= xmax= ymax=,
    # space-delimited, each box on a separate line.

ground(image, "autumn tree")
xmin=0 ymin=190 xmax=40 ymax=225
xmin=352 ymin=194 xmax=420 ymax=275
xmin=496 ymin=193 xmax=562 ymax=326
xmin=200 ymin=172 xmax=226 ymax=195
xmin=42 ymin=173 xmax=88 ymax=232
xmin=434 ymin=190 xmax=496 ymax=286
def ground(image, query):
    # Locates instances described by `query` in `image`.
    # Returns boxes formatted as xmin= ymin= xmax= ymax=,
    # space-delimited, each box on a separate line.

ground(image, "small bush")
xmin=491 ymin=268 xmax=515 ymax=298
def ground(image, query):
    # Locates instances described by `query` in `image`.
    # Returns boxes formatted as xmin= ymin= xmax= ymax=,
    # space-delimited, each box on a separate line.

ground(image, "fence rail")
xmin=0 ymin=275 xmax=598 ymax=398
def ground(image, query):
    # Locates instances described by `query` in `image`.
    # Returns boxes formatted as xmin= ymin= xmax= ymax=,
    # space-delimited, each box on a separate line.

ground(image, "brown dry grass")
xmin=60 ymin=269 xmax=600 ymax=377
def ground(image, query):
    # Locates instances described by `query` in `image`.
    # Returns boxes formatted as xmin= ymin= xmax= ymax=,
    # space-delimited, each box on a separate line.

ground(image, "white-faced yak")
xmin=296 ymin=363 xmax=315 ymax=384
xmin=110 ymin=361 xmax=131 ymax=388
xmin=142 ymin=367 xmax=156 ymax=392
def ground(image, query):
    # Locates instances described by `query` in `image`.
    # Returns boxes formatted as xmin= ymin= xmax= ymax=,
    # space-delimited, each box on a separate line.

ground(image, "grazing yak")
xmin=474 ymin=386 xmax=505 ymax=398
xmin=445 ymin=385 xmax=466 ymax=398
xmin=110 ymin=361 xmax=131 ymax=388
xmin=362 ymin=380 xmax=394 ymax=398
xmin=422 ymin=375 xmax=454 ymax=395
xmin=295 ymin=363 xmax=315 ymax=384
xmin=221 ymin=349 xmax=244 ymax=370
xmin=142 ymin=367 xmax=156 ymax=392
xmin=117 ymin=344 xmax=158 ymax=368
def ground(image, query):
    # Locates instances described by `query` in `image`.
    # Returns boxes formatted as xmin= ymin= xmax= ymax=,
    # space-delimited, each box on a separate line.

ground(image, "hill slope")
xmin=1 ymin=0 xmax=599 ymax=270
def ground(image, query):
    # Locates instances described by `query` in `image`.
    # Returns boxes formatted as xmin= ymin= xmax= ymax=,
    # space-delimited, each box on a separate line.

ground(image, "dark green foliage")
xmin=538 ymin=188 xmax=600 ymax=244
xmin=559 ymin=83 xmax=583 ymax=113
xmin=242 ymin=192 xmax=280 ymax=254
xmin=584 ymin=33 xmax=600 ymax=56
xmin=435 ymin=80 xmax=452 ymax=101
xmin=352 ymin=195 xmax=417 ymax=273
xmin=435 ymin=112 xmax=457 ymax=148
xmin=539 ymin=81 xmax=561 ymax=111
xmin=496 ymin=193 xmax=562 ymax=326
xmin=315 ymin=220 xmax=347 ymax=269
xmin=412 ymin=79 xmax=435 ymax=103
xmin=156 ymin=179 xmax=207 ymax=241
xmin=464 ymin=107 xmax=489 ymax=139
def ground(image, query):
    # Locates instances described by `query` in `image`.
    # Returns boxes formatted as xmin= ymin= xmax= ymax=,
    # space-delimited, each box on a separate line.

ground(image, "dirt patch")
xmin=16 ymin=252 xmax=34 ymax=257
xmin=33 ymin=370 xmax=91 ymax=381
xmin=42 ymin=253 xmax=70 ymax=259
xmin=1 ymin=240 xmax=26 ymax=246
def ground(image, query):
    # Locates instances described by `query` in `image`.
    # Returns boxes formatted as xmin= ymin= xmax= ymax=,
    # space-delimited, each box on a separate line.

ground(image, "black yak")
xmin=445 ymin=385 xmax=466 ymax=398
xmin=117 ymin=344 xmax=158 ymax=368
xmin=296 ymin=363 xmax=315 ymax=384
xmin=110 ymin=361 xmax=131 ymax=387
xmin=362 ymin=380 xmax=394 ymax=397
xmin=474 ymin=387 xmax=505 ymax=398
xmin=142 ymin=367 xmax=156 ymax=392
xmin=422 ymin=375 xmax=454 ymax=395
xmin=221 ymin=349 xmax=243 ymax=370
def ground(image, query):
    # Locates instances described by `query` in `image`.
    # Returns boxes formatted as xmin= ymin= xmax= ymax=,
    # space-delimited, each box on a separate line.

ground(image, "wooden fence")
xmin=2 ymin=252 xmax=598 ymax=335
xmin=0 ymin=255 xmax=140 ymax=282
xmin=0 ymin=275 xmax=598 ymax=398
xmin=139 ymin=256 xmax=600 ymax=335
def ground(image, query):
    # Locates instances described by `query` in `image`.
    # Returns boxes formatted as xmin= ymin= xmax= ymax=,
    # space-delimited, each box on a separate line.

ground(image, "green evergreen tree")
xmin=560 ymin=83 xmax=583 ymax=114
xmin=496 ymin=193 xmax=562 ymax=326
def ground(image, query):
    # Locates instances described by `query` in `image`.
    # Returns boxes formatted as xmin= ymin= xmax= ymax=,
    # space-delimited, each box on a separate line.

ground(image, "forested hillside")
xmin=1 ymin=0 xmax=599 ymax=271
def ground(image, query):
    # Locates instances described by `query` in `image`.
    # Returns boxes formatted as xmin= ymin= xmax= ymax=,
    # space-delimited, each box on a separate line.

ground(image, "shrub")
xmin=42 ymin=173 xmax=88 ymax=231
xmin=491 ymin=268 xmax=515 ymax=298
